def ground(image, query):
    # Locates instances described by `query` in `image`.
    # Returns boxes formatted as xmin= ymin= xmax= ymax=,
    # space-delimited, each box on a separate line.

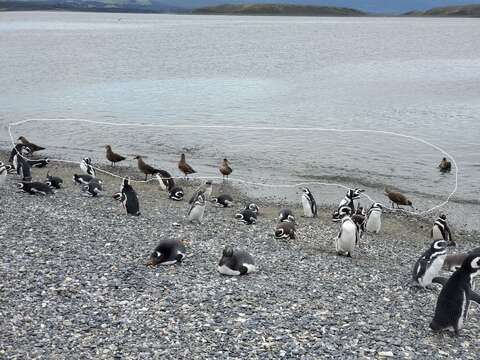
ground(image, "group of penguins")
xmin=2 ymin=138 xmax=479 ymax=336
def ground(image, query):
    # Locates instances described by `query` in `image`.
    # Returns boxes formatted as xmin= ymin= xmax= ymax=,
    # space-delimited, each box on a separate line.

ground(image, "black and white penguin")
xmin=169 ymin=186 xmax=184 ymax=201
xmin=301 ymin=187 xmax=317 ymax=218
xmin=245 ymin=203 xmax=259 ymax=214
xmin=430 ymin=254 xmax=480 ymax=335
xmin=80 ymin=157 xmax=96 ymax=177
xmin=13 ymin=153 xmax=32 ymax=181
xmin=335 ymin=206 xmax=358 ymax=257
xmin=278 ymin=208 xmax=296 ymax=223
xmin=211 ymin=194 xmax=233 ymax=208
xmin=17 ymin=181 xmax=54 ymax=195
xmin=81 ymin=179 xmax=102 ymax=197
xmin=217 ymin=246 xmax=256 ymax=276
xmin=338 ymin=188 xmax=364 ymax=214
xmin=235 ymin=209 xmax=257 ymax=225
xmin=0 ymin=165 xmax=7 ymax=185
xmin=45 ymin=172 xmax=63 ymax=189
xmin=412 ymin=239 xmax=448 ymax=288
xmin=73 ymin=174 xmax=94 ymax=185
xmin=275 ymin=222 xmax=296 ymax=239
xmin=188 ymin=193 xmax=206 ymax=223
xmin=155 ymin=171 xmax=174 ymax=192
xmin=113 ymin=178 xmax=140 ymax=216
xmin=0 ymin=161 xmax=15 ymax=175
xmin=189 ymin=181 xmax=213 ymax=204
xmin=27 ymin=158 xmax=49 ymax=168
xmin=366 ymin=202 xmax=383 ymax=234
xmin=431 ymin=214 xmax=455 ymax=246
xmin=9 ymin=143 xmax=31 ymax=163
xmin=146 ymin=240 xmax=186 ymax=266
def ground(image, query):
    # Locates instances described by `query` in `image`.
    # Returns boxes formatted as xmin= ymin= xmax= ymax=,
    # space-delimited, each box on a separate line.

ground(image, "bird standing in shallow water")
xmin=178 ymin=153 xmax=196 ymax=180
xmin=219 ymin=158 xmax=232 ymax=181
xmin=104 ymin=145 xmax=126 ymax=167
xmin=438 ymin=157 xmax=452 ymax=173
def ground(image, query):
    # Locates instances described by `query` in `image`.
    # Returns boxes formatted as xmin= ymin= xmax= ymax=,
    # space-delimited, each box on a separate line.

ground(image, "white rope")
xmin=7 ymin=117 xmax=458 ymax=216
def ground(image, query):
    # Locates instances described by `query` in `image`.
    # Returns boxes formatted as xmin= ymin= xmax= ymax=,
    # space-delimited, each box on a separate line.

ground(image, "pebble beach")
xmin=1 ymin=151 xmax=479 ymax=359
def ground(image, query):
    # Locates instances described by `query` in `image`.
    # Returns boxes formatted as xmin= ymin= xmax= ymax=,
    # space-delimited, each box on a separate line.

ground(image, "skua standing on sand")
xmin=178 ymin=153 xmax=196 ymax=180
xmin=104 ymin=145 xmax=126 ymax=166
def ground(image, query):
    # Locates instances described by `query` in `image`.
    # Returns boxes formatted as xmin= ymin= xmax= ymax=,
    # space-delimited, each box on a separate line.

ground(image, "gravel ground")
xmin=1 ymin=152 xmax=479 ymax=359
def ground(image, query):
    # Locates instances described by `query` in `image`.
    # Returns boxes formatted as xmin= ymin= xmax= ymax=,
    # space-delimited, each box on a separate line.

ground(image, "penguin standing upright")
xmin=412 ymin=239 xmax=448 ymax=288
xmin=13 ymin=153 xmax=32 ymax=181
xmin=335 ymin=206 xmax=358 ymax=257
xmin=113 ymin=178 xmax=140 ymax=216
xmin=80 ymin=157 xmax=96 ymax=177
xmin=188 ymin=193 xmax=206 ymax=223
xmin=301 ymin=187 xmax=317 ymax=218
xmin=431 ymin=214 xmax=455 ymax=246
xmin=217 ymin=246 xmax=256 ymax=276
xmin=430 ymin=254 xmax=480 ymax=335
xmin=366 ymin=202 xmax=383 ymax=234
xmin=0 ymin=165 xmax=7 ymax=185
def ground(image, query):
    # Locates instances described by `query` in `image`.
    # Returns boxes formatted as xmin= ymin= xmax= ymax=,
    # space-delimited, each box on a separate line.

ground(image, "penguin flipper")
xmin=431 ymin=276 xmax=449 ymax=287
xmin=469 ymin=289 xmax=480 ymax=304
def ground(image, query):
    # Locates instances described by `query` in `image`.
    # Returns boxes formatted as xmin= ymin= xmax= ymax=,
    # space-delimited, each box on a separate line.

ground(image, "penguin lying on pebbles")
xmin=80 ymin=157 xmax=96 ymax=177
xmin=431 ymin=214 xmax=455 ymax=246
xmin=17 ymin=181 xmax=54 ymax=195
xmin=27 ymin=158 xmax=49 ymax=168
xmin=146 ymin=240 xmax=186 ymax=266
xmin=275 ymin=222 xmax=296 ymax=239
xmin=113 ymin=178 xmax=140 ymax=216
xmin=45 ymin=172 xmax=63 ymax=189
xmin=235 ymin=209 xmax=257 ymax=225
xmin=211 ymin=194 xmax=233 ymax=207
xmin=412 ymin=239 xmax=448 ymax=288
xmin=301 ymin=187 xmax=317 ymax=218
xmin=430 ymin=253 xmax=480 ymax=335
xmin=82 ymin=179 xmax=103 ymax=197
xmin=335 ymin=206 xmax=358 ymax=257
xmin=73 ymin=174 xmax=94 ymax=185
xmin=245 ymin=203 xmax=259 ymax=214
xmin=188 ymin=193 xmax=206 ymax=223
xmin=278 ymin=208 xmax=296 ymax=224
xmin=384 ymin=187 xmax=414 ymax=210
xmin=365 ymin=203 xmax=383 ymax=234
xmin=217 ymin=246 xmax=256 ymax=276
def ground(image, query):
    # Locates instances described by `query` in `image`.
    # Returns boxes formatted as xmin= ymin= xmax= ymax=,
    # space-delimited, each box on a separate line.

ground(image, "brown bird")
xmin=18 ymin=136 xmax=45 ymax=153
xmin=104 ymin=145 xmax=126 ymax=167
xmin=384 ymin=187 xmax=414 ymax=210
xmin=438 ymin=157 xmax=452 ymax=173
xmin=178 ymin=153 xmax=196 ymax=179
xmin=134 ymin=155 xmax=161 ymax=181
xmin=219 ymin=158 xmax=232 ymax=181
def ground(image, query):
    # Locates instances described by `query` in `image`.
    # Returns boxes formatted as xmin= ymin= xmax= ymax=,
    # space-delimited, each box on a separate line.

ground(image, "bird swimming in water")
xmin=17 ymin=136 xmax=45 ymax=154
xmin=104 ymin=145 xmax=126 ymax=167
xmin=178 ymin=153 xmax=196 ymax=180
xmin=219 ymin=158 xmax=232 ymax=181
xmin=438 ymin=157 xmax=452 ymax=173
xmin=384 ymin=187 xmax=414 ymax=210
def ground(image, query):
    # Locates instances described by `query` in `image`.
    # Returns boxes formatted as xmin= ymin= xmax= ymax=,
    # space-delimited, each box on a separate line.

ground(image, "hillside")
xmin=412 ymin=3 xmax=480 ymax=16
xmin=192 ymin=3 xmax=366 ymax=16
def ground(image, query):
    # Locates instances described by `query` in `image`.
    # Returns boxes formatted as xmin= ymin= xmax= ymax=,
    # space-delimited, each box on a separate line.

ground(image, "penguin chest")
xmin=302 ymin=196 xmax=313 ymax=217
xmin=337 ymin=221 xmax=356 ymax=252
xmin=189 ymin=205 xmax=205 ymax=221
xmin=432 ymin=226 xmax=443 ymax=240
xmin=366 ymin=212 xmax=381 ymax=233
xmin=458 ymin=291 xmax=469 ymax=330
xmin=420 ymin=255 xmax=446 ymax=287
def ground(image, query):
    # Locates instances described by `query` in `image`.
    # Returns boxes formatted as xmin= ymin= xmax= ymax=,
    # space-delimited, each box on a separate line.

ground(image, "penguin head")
xmin=372 ymin=202 xmax=383 ymax=209
xmin=302 ymin=187 xmax=311 ymax=195
xmin=285 ymin=214 xmax=296 ymax=224
xmin=333 ymin=206 xmax=351 ymax=221
xmin=440 ymin=214 xmax=447 ymax=220
xmin=210 ymin=197 xmax=220 ymax=205
xmin=104 ymin=145 xmax=111 ymax=150
xmin=20 ymin=145 xmax=31 ymax=156
xmin=432 ymin=239 xmax=448 ymax=251
xmin=133 ymin=155 xmax=141 ymax=160
xmin=205 ymin=181 xmax=212 ymax=187
xmin=246 ymin=203 xmax=259 ymax=214
xmin=82 ymin=157 xmax=91 ymax=165
xmin=352 ymin=188 xmax=364 ymax=199
xmin=16 ymin=182 xmax=24 ymax=189
xmin=462 ymin=254 xmax=480 ymax=275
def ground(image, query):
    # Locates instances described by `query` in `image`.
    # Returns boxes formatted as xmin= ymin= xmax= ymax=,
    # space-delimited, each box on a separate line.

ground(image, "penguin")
xmin=335 ymin=206 xmax=358 ymax=257
xmin=0 ymin=162 xmax=15 ymax=174
xmin=301 ymin=187 xmax=317 ymax=218
xmin=438 ymin=157 xmax=452 ymax=173
xmin=278 ymin=208 xmax=296 ymax=223
xmin=13 ymin=153 xmax=32 ymax=181
xmin=178 ymin=153 xmax=196 ymax=179
xmin=217 ymin=246 xmax=256 ymax=276
xmin=351 ymin=206 xmax=366 ymax=240
xmin=188 ymin=181 xmax=213 ymax=204
xmin=384 ymin=187 xmax=413 ymax=210
xmin=365 ymin=202 xmax=383 ymax=234
xmin=17 ymin=136 xmax=45 ymax=153
xmin=431 ymin=214 xmax=455 ymax=246
xmin=211 ymin=194 xmax=233 ymax=207
xmin=338 ymin=188 xmax=364 ymax=214
xmin=219 ymin=158 xmax=232 ymax=181
xmin=113 ymin=178 xmax=140 ymax=216
xmin=412 ymin=239 xmax=448 ymax=288
xmin=155 ymin=171 xmax=174 ymax=192
xmin=81 ymin=179 xmax=102 ymax=197
xmin=430 ymin=254 xmax=480 ymax=335
xmin=245 ymin=203 xmax=259 ymax=214
xmin=275 ymin=222 xmax=296 ymax=239
xmin=9 ymin=143 xmax=31 ymax=163
xmin=235 ymin=209 xmax=257 ymax=225
xmin=0 ymin=165 xmax=8 ymax=185
xmin=27 ymin=158 xmax=49 ymax=168
xmin=73 ymin=174 xmax=94 ymax=185
xmin=187 ymin=193 xmax=206 ymax=223
xmin=104 ymin=145 xmax=126 ymax=166
xmin=45 ymin=172 xmax=63 ymax=189
xmin=17 ymin=181 xmax=54 ymax=195
xmin=80 ymin=157 xmax=96 ymax=177
xmin=169 ymin=186 xmax=184 ymax=201
xmin=146 ymin=240 xmax=186 ymax=266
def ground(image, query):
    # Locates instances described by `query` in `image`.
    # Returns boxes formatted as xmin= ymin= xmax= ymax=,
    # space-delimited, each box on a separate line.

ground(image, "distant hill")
xmin=192 ymin=3 xmax=366 ymax=16
xmin=405 ymin=3 xmax=480 ymax=16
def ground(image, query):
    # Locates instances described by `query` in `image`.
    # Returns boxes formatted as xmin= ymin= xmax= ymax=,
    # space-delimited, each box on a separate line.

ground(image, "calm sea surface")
xmin=1 ymin=12 xmax=479 ymax=228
